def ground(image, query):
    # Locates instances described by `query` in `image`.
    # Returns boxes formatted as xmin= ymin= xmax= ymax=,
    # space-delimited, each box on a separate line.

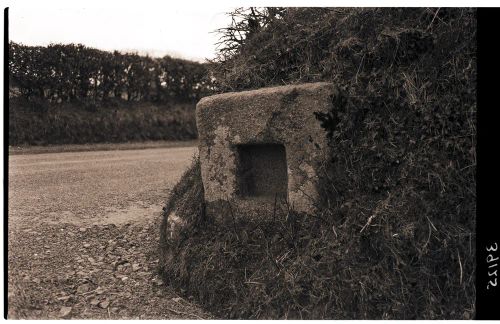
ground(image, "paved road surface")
xmin=8 ymin=146 xmax=197 ymax=228
xmin=7 ymin=145 xmax=209 ymax=319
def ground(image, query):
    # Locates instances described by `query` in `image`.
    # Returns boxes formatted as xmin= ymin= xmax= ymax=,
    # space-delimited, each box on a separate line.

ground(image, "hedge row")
xmin=9 ymin=97 xmax=197 ymax=145
xmin=9 ymin=42 xmax=213 ymax=104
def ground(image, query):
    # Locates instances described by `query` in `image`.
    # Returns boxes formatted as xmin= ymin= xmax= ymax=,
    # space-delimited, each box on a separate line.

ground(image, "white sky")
xmin=8 ymin=3 xmax=237 ymax=62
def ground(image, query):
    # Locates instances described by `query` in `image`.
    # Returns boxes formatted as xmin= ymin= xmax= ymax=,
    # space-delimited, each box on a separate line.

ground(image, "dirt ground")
xmin=8 ymin=140 xmax=198 ymax=156
xmin=7 ymin=144 xmax=211 ymax=319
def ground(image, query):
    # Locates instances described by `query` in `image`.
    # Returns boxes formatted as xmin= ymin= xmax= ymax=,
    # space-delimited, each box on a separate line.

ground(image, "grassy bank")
xmin=159 ymin=8 xmax=475 ymax=319
xmin=8 ymin=97 xmax=198 ymax=146
xmin=160 ymin=154 xmax=475 ymax=319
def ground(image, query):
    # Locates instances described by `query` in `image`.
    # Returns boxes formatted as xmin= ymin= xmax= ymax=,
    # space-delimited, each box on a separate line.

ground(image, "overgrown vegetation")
xmin=8 ymin=43 xmax=212 ymax=145
xmin=160 ymin=7 xmax=476 ymax=319
xmin=9 ymin=42 xmax=213 ymax=104
xmin=9 ymin=97 xmax=197 ymax=145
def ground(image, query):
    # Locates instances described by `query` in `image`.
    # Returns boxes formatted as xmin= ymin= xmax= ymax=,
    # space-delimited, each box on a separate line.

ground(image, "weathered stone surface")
xmin=196 ymin=82 xmax=335 ymax=220
xmin=164 ymin=211 xmax=187 ymax=240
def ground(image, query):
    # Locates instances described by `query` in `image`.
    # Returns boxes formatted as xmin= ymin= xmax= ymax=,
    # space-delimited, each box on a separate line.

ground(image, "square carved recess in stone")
xmin=236 ymin=144 xmax=288 ymax=199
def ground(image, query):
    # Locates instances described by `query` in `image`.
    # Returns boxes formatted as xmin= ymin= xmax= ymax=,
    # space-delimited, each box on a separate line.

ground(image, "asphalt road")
xmin=7 ymin=144 xmax=210 ymax=319
xmin=8 ymin=145 xmax=198 ymax=228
